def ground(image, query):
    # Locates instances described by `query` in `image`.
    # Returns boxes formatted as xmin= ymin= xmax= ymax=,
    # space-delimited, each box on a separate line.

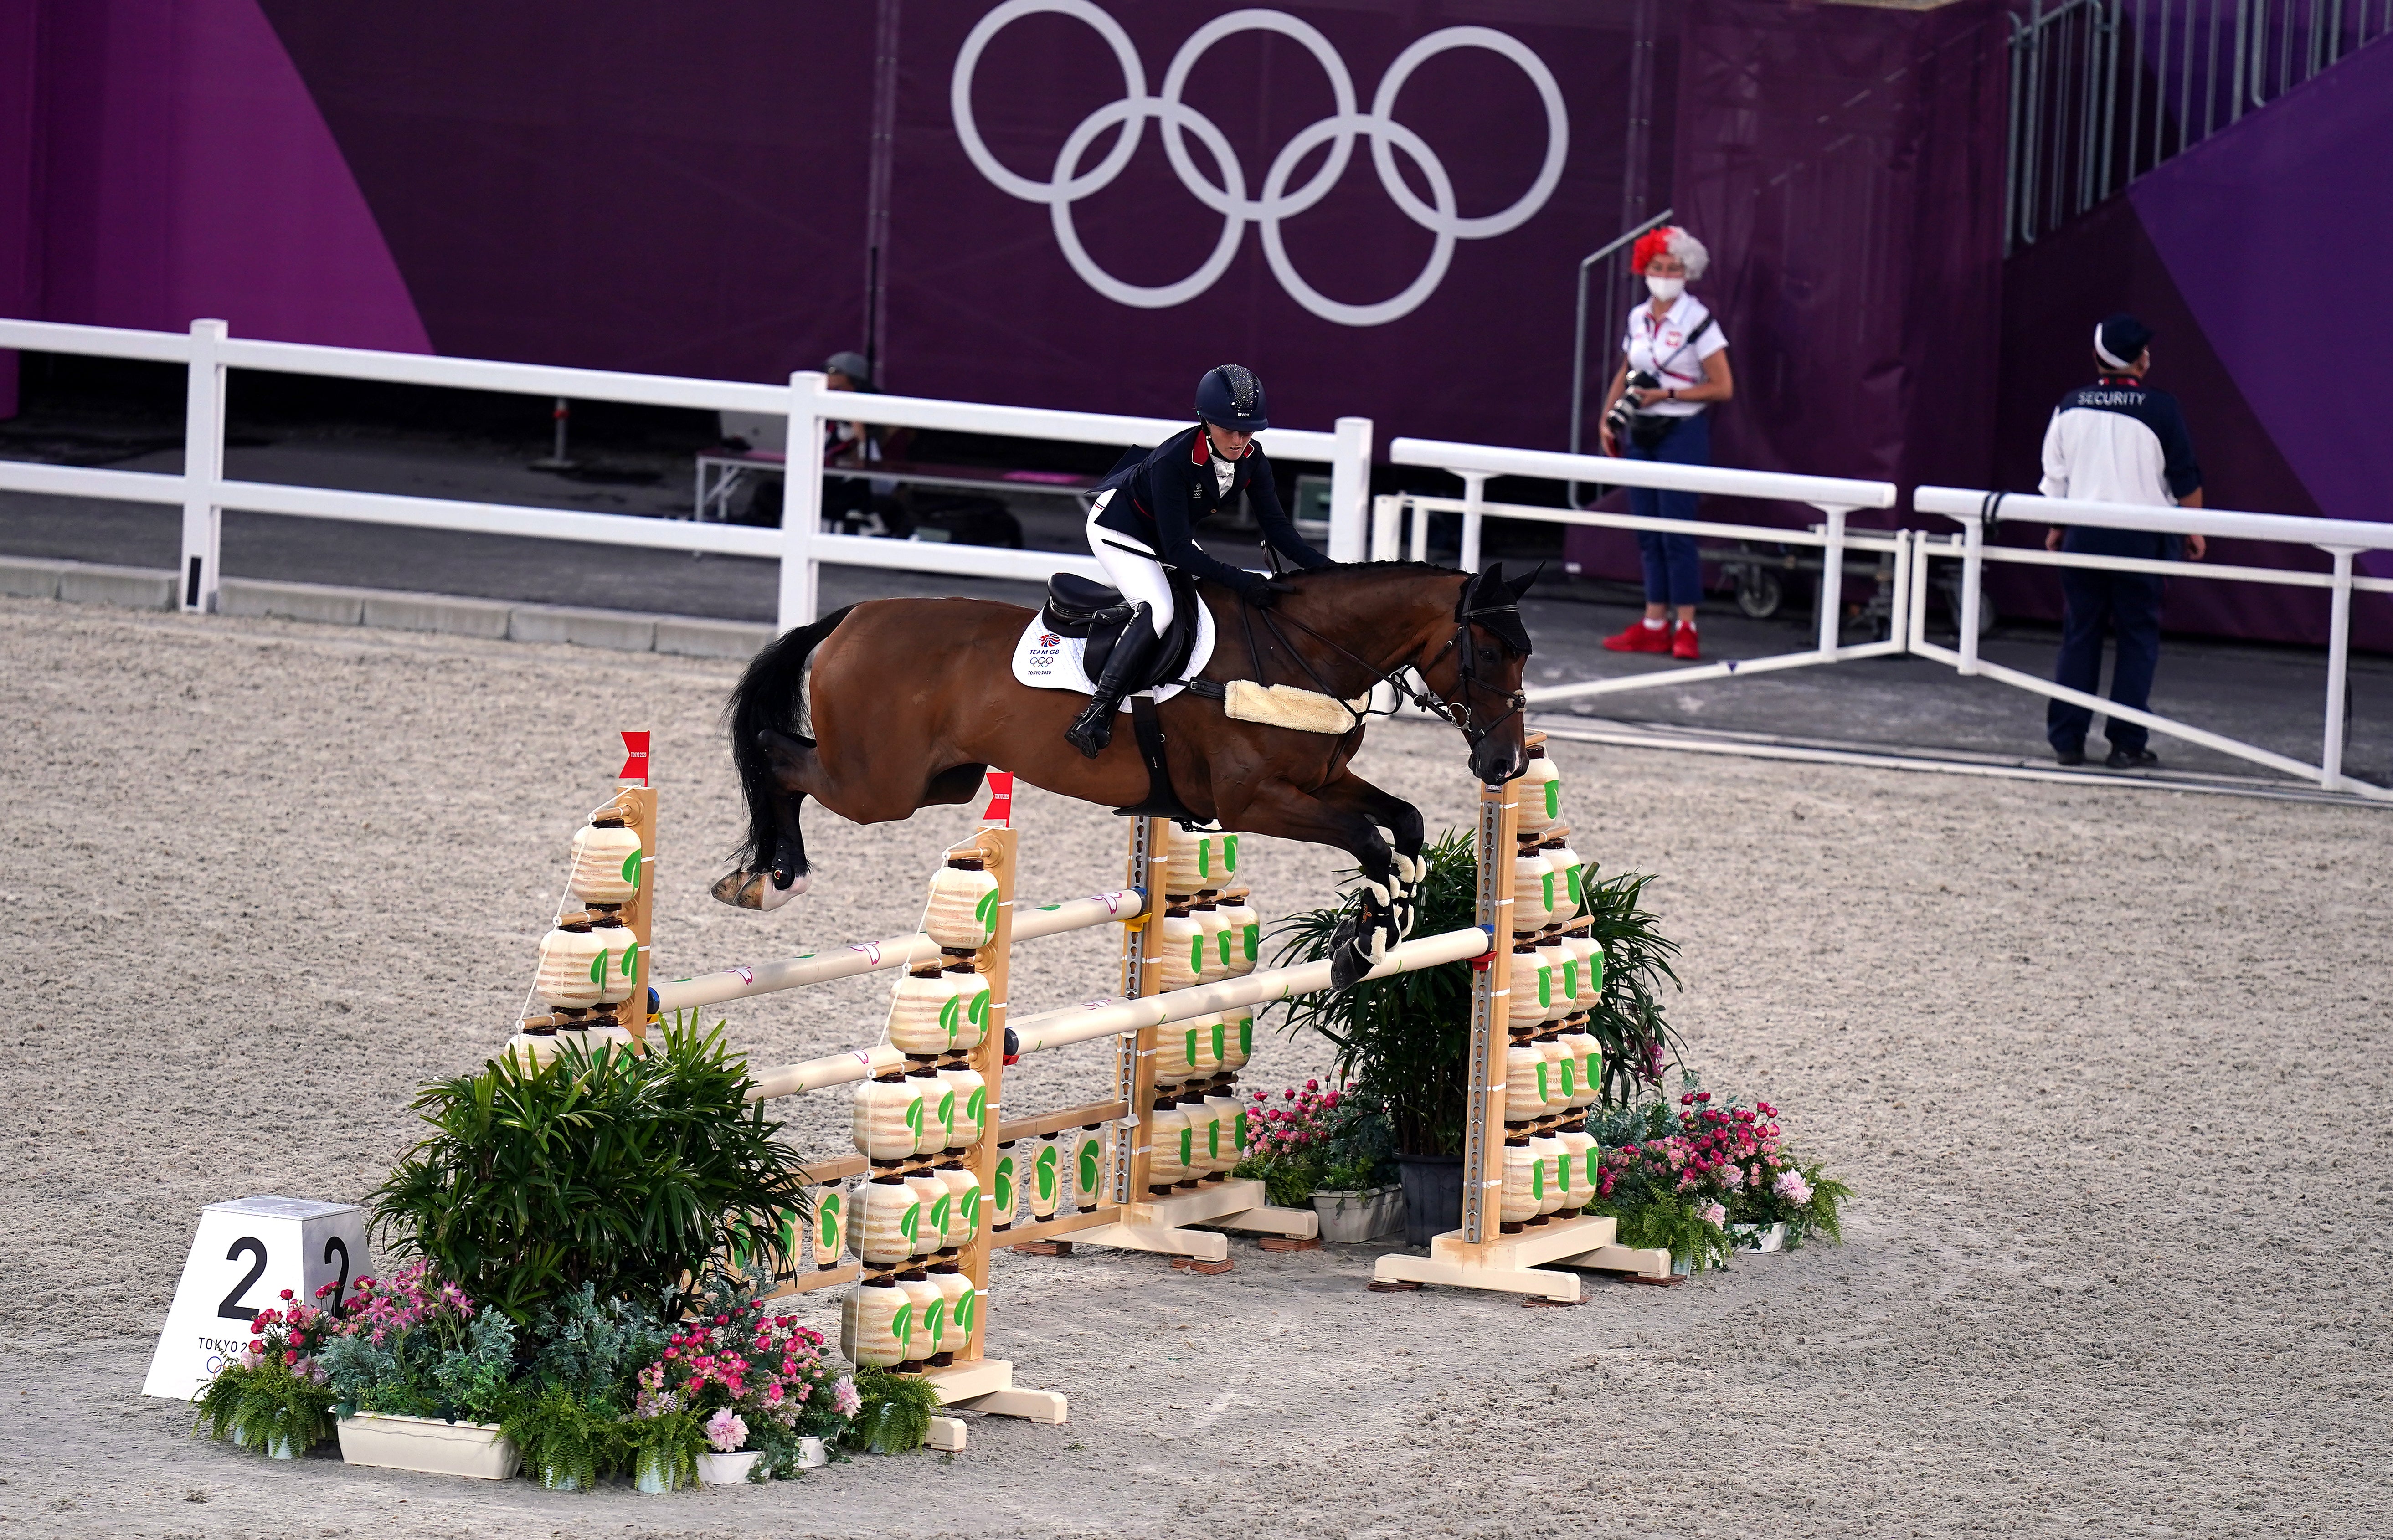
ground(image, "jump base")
xmin=920 ymin=1359 xmax=1068 ymax=1427
xmin=1371 ymin=1215 xmax=1665 ymax=1303
xmin=1072 ymin=1177 xmax=1318 ymax=1264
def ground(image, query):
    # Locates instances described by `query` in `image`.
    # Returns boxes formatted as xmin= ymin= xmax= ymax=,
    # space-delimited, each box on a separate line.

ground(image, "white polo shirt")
xmin=1622 ymin=294 xmax=1729 ymax=417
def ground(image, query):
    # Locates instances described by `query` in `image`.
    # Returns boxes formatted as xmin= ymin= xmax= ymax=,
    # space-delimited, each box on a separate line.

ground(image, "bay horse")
xmin=716 ymin=562 xmax=1536 ymax=988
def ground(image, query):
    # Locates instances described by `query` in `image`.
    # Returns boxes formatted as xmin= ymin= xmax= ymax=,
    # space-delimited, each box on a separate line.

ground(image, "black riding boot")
xmin=1064 ymin=606 xmax=1159 ymax=759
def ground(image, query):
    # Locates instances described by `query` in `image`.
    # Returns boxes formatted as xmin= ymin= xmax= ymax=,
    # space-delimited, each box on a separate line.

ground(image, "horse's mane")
xmin=1285 ymin=560 xmax=1462 ymax=584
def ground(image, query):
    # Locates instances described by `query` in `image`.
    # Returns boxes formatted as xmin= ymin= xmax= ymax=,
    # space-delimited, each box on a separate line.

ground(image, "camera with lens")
xmin=1604 ymin=368 xmax=1663 ymax=442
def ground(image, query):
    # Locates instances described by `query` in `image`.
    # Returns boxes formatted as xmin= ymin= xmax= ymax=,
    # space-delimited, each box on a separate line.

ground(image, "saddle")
xmin=1040 ymin=570 xmax=1205 ymax=823
xmin=1040 ymin=571 xmax=1202 ymax=693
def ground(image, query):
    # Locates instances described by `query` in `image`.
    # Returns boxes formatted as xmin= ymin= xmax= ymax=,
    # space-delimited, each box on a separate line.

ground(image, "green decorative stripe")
xmin=817 ymin=1196 xmax=840 ymax=1251
xmin=620 ymin=849 xmax=642 ymax=887
xmin=1035 ymin=1145 xmax=1058 ymax=1200
xmin=926 ymin=1195 xmax=951 ymax=1234
xmin=898 ymin=1205 xmax=920 ymax=1243
xmin=1078 ymin=1142 xmax=1100 ymax=1187
xmin=1559 ymin=1060 xmax=1577 ymax=1098
xmin=891 ymin=1301 xmax=913 ymax=1345
xmin=1223 ymin=834 xmax=1238 ymax=872
xmin=966 ymin=1088 xmax=986 ymax=1125
xmin=1535 ymin=1064 xmax=1549 ymax=1103
xmin=938 ymin=995 xmax=962 ymax=1042
xmin=1565 ymin=867 xmax=1583 ymax=906
xmin=968 ymin=990 xmax=990 ymax=1026
xmin=1539 ymin=871 xmax=1556 ymax=911
xmin=974 ymin=889 xmax=998 ymax=934
xmin=923 ymin=1300 xmax=947 ymax=1350
xmin=954 ymin=1184 xmax=979 ymax=1230
xmin=1530 ymin=1162 xmax=1544 ymax=1200
xmin=1545 ymin=778 xmax=1561 ymax=820
xmin=1190 ymin=935 xmax=1207 ymax=975
xmin=993 ymin=1159 xmax=1014 ymax=1210
xmin=586 ymin=952 xmax=607 ymax=986
xmin=904 ymin=1099 xmax=925 ymax=1137
xmin=1177 ymin=1128 xmax=1193 ymax=1165
xmin=952 ymin=1289 xmax=976 ymax=1336
xmin=1241 ymin=923 xmax=1259 ymax=961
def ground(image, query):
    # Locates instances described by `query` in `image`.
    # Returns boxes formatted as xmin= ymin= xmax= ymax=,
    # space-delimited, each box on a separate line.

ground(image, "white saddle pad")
xmin=1011 ymin=602 xmax=1216 ymax=712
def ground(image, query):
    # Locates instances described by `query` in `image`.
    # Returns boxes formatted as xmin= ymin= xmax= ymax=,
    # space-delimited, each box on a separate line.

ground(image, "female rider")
xmin=1065 ymin=364 xmax=1331 ymax=758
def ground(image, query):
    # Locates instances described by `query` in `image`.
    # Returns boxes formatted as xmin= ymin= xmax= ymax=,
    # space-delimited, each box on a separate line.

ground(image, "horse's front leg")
xmin=1327 ymin=774 xmax=1427 ymax=940
xmin=1230 ymin=777 xmax=1397 ymax=991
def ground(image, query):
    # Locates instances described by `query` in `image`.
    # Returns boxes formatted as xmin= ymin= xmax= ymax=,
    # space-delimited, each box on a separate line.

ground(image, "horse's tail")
xmin=724 ymin=605 xmax=855 ymax=873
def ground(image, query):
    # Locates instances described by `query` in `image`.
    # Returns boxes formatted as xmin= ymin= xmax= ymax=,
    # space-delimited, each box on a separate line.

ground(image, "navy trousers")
xmin=1626 ymin=411 xmax=1709 ymax=607
xmin=2048 ymin=568 xmax=2165 ymax=754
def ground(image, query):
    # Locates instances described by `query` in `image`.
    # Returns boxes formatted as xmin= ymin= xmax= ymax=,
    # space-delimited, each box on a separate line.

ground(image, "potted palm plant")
xmin=1272 ymin=830 xmax=1686 ymax=1245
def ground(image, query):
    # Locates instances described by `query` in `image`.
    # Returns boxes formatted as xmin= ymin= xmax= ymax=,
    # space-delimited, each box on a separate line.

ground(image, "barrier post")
xmin=180 ymin=319 xmax=227 ymax=614
xmin=1459 ymin=473 xmax=1488 ymax=575
xmin=1814 ymin=504 xmax=1849 ymax=655
xmin=2321 ymin=546 xmax=2356 ymax=791
xmin=1459 ymin=770 xmax=1516 ymax=1245
xmin=955 ymin=823 xmax=1016 ymax=1363
xmin=616 ymin=732 xmax=656 ymax=1047
xmin=1958 ymin=513 xmax=1985 ymax=676
xmin=777 ymin=370 xmax=829 ymax=632
xmin=1115 ymin=817 xmax=1169 ymax=1202
xmin=1327 ymin=416 xmax=1374 ymax=563
xmin=1369 ymin=493 xmax=1402 ymax=561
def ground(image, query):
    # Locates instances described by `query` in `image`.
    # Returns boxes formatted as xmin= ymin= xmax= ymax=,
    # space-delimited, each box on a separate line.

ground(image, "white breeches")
xmin=1086 ymin=490 xmax=1174 ymax=637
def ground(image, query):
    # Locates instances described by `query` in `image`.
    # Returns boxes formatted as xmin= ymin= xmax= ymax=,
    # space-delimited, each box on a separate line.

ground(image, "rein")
xmin=1238 ymin=579 xmax=1527 ymax=747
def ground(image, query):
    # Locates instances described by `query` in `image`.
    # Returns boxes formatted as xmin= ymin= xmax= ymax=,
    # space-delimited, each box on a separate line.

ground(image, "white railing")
xmin=1911 ymin=486 xmax=2393 ymax=797
xmin=1384 ymin=438 xmax=1902 ymax=704
xmin=0 ymin=317 xmax=1374 ymax=631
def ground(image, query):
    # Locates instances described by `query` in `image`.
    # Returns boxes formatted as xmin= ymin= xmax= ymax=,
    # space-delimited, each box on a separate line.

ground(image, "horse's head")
xmin=1431 ymin=563 xmax=1537 ymax=785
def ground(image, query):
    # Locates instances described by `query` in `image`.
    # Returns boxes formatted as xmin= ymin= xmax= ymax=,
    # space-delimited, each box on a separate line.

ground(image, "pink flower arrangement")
xmin=1244 ymin=1081 xmax=1345 ymax=1165
xmin=632 ymin=1299 xmax=854 ymax=1444
xmin=242 ymin=1290 xmax=334 ymax=1382
xmin=316 ymin=1260 xmax=474 ymax=1347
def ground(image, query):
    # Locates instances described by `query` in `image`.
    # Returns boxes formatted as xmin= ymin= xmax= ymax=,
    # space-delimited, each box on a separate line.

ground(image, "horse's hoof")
xmin=711 ymin=869 xmax=808 ymax=911
xmin=1330 ymin=940 xmax=1370 ymax=991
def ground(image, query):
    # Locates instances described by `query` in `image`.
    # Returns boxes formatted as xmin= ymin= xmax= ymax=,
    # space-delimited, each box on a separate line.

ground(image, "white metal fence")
xmin=0 ymin=317 xmax=1369 ymax=631
xmin=1910 ymin=486 xmax=2393 ymax=796
xmin=1378 ymin=438 xmax=1903 ymax=706
xmin=1 ymin=315 xmax=2383 ymax=798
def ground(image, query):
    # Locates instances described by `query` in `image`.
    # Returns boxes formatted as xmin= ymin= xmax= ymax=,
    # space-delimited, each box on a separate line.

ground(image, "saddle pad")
xmin=1011 ymin=601 xmax=1216 ymax=711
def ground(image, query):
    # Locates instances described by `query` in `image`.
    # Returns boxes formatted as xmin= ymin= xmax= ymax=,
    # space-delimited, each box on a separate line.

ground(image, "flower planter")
xmin=796 ymin=1436 xmax=828 ymax=1469
xmin=1730 ymin=1222 xmax=1788 ymax=1253
xmin=538 ymin=1466 xmax=585 ymax=1492
xmin=634 ymin=1447 xmax=690 ymax=1494
xmin=1394 ymin=1154 xmax=1462 ymax=1246
xmin=1311 ymin=1184 xmax=1404 ymax=1244
xmin=335 ymin=1413 xmax=519 ymax=1481
xmin=697 ymin=1451 xmax=762 ymax=1486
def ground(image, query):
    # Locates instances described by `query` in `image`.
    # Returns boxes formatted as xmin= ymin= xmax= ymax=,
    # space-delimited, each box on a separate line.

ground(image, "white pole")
xmin=1886 ymin=528 xmax=1912 ymax=653
xmin=777 ymin=370 xmax=829 ymax=632
xmin=1958 ymin=514 xmax=1984 ymax=676
xmin=744 ymin=924 xmax=1492 ymax=1100
xmin=1814 ymin=504 xmax=1849 ymax=655
xmin=1408 ymin=494 xmax=1430 ymax=565
xmin=653 ymin=887 xmax=1144 ymax=1014
xmin=2321 ymin=546 xmax=2355 ymax=791
xmin=1459 ymin=472 xmax=1488 ymax=574
xmin=1327 ymin=415 xmax=1374 ymax=562
xmin=180 ymin=319 xmax=227 ymax=613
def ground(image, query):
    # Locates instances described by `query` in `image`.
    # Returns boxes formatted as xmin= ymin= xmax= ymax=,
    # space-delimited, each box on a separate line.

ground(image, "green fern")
xmin=846 ymin=1366 xmax=942 ymax=1455
xmin=501 ymin=1383 xmax=623 ymax=1490
xmin=193 ymin=1359 xmax=336 ymax=1457
xmin=623 ymin=1406 xmax=707 ymax=1490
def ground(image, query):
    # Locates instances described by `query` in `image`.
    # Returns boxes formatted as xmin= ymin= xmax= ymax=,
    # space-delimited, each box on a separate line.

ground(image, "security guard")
xmin=2038 ymin=313 xmax=2205 ymax=768
xmin=1065 ymin=364 xmax=1331 ymax=757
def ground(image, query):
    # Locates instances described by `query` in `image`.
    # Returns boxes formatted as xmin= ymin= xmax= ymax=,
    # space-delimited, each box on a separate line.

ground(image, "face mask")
xmin=1646 ymin=275 xmax=1686 ymax=302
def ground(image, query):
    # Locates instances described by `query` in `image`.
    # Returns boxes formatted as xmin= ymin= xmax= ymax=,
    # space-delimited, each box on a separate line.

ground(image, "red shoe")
xmin=1601 ymin=619 xmax=1673 ymax=653
xmin=1672 ymin=621 xmax=1701 ymax=660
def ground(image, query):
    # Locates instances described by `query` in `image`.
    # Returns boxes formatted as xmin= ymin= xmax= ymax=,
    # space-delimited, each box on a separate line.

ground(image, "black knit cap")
xmin=2094 ymin=314 xmax=2154 ymax=370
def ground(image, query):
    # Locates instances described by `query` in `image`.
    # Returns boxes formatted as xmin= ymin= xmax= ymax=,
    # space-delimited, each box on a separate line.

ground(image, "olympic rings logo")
xmin=951 ymin=1 xmax=1569 ymax=327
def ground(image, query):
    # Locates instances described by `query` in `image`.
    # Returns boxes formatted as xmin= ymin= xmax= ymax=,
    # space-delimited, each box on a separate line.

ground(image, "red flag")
xmin=982 ymin=770 xmax=1014 ymax=827
xmin=620 ymin=730 xmax=651 ymax=785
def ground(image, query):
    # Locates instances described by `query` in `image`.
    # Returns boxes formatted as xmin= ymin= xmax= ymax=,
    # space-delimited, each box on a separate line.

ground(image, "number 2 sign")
xmin=141 ymin=1196 xmax=371 ymax=1401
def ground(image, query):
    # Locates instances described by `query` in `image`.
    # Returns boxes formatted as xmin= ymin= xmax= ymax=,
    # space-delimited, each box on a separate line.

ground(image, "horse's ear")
xmin=1507 ymin=562 xmax=1545 ymax=599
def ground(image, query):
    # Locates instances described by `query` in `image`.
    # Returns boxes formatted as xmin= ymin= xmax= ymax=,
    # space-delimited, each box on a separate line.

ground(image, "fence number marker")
xmin=141 ymin=1196 xmax=371 ymax=1401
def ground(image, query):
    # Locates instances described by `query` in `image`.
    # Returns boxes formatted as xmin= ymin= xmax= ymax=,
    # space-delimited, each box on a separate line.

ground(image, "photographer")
xmin=1598 ymin=226 xmax=1735 ymax=662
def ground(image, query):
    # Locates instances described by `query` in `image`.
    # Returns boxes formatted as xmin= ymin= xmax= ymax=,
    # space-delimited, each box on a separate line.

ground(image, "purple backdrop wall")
xmin=877 ymin=1 xmax=1668 ymax=445
xmin=1992 ymin=34 xmax=2393 ymax=650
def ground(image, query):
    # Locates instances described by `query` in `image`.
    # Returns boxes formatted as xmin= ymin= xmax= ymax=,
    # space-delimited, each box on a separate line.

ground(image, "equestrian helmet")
xmin=1195 ymin=364 xmax=1269 ymax=432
